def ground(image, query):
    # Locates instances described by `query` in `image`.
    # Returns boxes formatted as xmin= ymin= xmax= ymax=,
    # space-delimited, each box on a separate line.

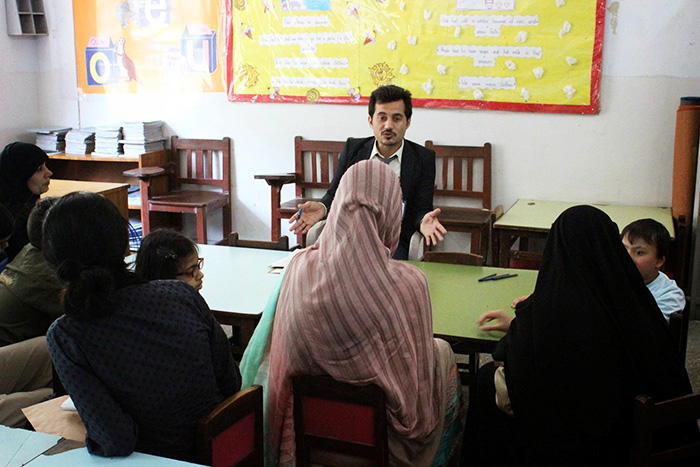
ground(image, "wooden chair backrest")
xmin=422 ymin=251 xmax=484 ymax=266
xmin=292 ymin=375 xmax=388 ymax=466
xmin=668 ymin=296 xmax=691 ymax=364
xmin=425 ymin=141 xmax=492 ymax=209
xmin=228 ymin=232 xmax=289 ymax=251
xmin=632 ymin=393 xmax=700 ymax=466
xmin=196 ymin=385 xmax=264 ymax=467
xmin=294 ymin=136 xmax=346 ymax=198
xmin=170 ymin=136 xmax=231 ymax=193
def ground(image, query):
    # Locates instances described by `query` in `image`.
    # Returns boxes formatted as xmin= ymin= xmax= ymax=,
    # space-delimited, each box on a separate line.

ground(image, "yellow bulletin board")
xmin=225 ymin=0 xmax=605 ymax=113
xmin=73 ymin=0 xmax=225 ymax=94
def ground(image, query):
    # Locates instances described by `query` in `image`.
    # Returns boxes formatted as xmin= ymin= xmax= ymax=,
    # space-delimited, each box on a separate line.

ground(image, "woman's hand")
xmin=511 ymin=294 xmax=531 ymax=309
xmin=478 ymin=309 xmax=514 ymax=333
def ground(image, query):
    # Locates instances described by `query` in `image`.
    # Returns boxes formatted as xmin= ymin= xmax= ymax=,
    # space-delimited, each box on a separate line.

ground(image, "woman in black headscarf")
xmin=466 ymin=205 xmax=694 ymax=465
xmin=0 ymin=142 xmax=52 ymax=261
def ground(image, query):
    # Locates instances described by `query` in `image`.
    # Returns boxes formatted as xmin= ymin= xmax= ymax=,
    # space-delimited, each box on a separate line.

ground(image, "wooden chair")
xmin=422 ymin=251 xmax=484 ymax=266
xmin=124 ymin=136 xmax=231 ymax=245
xmin=425 ymin=141 xmax=494 ymax=262
xmin=292 ymin=375 xmax=388 ymax=467
xmin=228 ymin=232 xmax=289 ymax=251
xmin=668 ymin=296 xmax=691 ymax=365
xmin=196 ymin=385 xmax=264 ymax=467
xmin=255 ymin=136 xmax=346 ymax=247
xmin=632 ymin=392 xmax=700 ymax=466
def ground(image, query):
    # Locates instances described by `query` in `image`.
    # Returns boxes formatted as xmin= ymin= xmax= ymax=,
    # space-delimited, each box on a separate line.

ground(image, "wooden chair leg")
xmin=140 ymin=184 xmax=151 ymax=236
xmin=470 ymin=230 xmax=481 ymax=256
xmin=223 ymin=205 xmax=232 ymax=239
xmin=196 ymin=208 xmax=208 ymax=244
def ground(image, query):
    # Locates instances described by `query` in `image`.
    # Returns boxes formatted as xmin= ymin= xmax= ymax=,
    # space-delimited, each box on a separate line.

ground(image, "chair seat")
xmin=279 ymin=197 xmax=322 ymax=214
xmin=150 ymin=190 xmax=228 ymax=209
xmin=436 ymin=206 xmax=492 ymax=227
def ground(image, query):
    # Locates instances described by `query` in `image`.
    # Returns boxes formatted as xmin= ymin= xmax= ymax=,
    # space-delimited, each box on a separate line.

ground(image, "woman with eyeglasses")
xmin=44 ymin=192 xmax=240 ymax=461
xmin=134 ymin=229 xmax=204 ymax=291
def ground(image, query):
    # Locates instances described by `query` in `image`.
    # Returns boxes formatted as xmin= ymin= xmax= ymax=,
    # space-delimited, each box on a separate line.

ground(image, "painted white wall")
xmin=0 ymin=4 xmax=40 ymax=145
xmin=6 ymin=1 xmax=700 ymax=246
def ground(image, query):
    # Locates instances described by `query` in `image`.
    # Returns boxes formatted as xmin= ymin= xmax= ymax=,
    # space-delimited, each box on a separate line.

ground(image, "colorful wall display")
xmin=226 ymin=0 xmax=605 ymax=113
xmin=73 ymin=0 xmax=224 ymax=94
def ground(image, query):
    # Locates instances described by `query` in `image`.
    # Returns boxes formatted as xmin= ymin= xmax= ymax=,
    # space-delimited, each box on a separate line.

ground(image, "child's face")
xmin=622 ymin=234 xmax=664 ymax=285
xmin=176 ymin=252 xmax=204 ymax=291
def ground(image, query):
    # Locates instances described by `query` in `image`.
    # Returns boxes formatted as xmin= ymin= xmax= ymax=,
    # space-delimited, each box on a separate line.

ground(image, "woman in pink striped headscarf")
xmin=266 ymin=160 xmax=464 ymax=466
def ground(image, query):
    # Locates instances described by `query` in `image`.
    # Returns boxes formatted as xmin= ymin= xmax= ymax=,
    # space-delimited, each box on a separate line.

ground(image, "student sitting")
xmin=467 ymin=205 xmax=694 ymax=465
xmin=0 ymin=197 xmax=62 ymax=347
xmin=44 ymin=192 xmax=240 ymax=461
xmin=253 ymin=161 xmax=464 ymax=466
xmin=134 ymin=229 xmax=204 ymax=291
xmin=621 ymin=218 xmax=685 ymax=323
xmin=0 ymin=201 xmax=55 ymax=428
xmin=0 ymin=142 xmax=52 ymax=262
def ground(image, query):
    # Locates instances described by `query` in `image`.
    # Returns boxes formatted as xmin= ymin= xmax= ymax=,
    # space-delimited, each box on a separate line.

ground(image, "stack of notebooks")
xmin=121 ymin=121 xmax=165 ymax=157
xmin=30 ymin=127 xmax=72 ymax=154
xmin=64 ymin=128 xmax=96 ymax=155
xmin=93 ymin=124 xmax=123 ymax=157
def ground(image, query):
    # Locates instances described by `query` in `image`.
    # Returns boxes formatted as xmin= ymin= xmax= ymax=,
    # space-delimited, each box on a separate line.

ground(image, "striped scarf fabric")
xmin=267 ymin=160 xmax=443 ymax=464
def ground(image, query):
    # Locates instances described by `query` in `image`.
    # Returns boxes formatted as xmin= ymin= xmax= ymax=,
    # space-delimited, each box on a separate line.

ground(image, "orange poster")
xmin=73 ymin=0 xmax=224 ymax=93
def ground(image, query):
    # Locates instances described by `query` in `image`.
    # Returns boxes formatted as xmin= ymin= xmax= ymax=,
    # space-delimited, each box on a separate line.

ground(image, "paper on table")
xmin=60 ymin=396 xmax=77 ymax=412
xmin=268 ymin=249 xmax=302 ymax=270
xmin=22 ymin=395 xmax=87 ymax=442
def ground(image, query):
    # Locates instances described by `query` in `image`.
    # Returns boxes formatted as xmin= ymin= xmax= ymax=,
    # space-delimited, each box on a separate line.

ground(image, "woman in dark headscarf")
xmin=0 ymin=142 xmax=52 ymax=261
xmin=467 ymin=205 xmax=694 ymax=465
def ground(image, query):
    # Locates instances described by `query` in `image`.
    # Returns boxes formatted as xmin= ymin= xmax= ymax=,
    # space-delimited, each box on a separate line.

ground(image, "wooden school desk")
xmin=44 ymin=179 xmax=130 ymax=220
xmin=409 ymin=261 xmax=538 ymax=351
xmin=493 ymin=199 xmax=675 ymax=268
xmin=192 ymin=245 xmax=536 ymax=359
xmin=410 ymin=261 xmax=537 ymax=402
xmin=196 ymin=244 xmax=288 ymax=356
xmin=48 ymin=151 xmax=169 ymax=226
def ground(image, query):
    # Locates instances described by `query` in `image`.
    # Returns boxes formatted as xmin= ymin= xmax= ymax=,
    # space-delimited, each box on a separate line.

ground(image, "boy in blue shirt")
xmin=621 ymin=218 xmax=685 ymax=323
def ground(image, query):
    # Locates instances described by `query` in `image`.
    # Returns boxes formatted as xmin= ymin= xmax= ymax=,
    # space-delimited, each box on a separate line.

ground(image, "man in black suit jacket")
xmin=291 ymin=85 xmax=445 ymax=259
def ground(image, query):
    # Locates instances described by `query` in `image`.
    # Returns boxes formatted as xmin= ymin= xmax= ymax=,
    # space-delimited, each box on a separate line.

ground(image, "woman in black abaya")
xmin=465 ymin=205 xmax=694 ymax=465
xmin=0 ymin=142 xmax=52 ymax=261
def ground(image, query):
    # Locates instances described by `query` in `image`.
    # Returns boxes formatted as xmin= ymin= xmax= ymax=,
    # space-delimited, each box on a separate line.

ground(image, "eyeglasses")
xmin=177 ymin=257 xmax=204 ymax=277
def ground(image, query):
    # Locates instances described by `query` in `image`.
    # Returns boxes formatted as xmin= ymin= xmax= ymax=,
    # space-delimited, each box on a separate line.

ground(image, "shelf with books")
xmin=47 ymin=150 xmax=168 ymax=223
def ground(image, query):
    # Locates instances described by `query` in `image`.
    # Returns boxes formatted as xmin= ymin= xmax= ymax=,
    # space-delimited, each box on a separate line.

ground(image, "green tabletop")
xmin=493 ymin=199 xmax=674 ymax=239
xmin=408 ymin=261 xmax=538 ymax=351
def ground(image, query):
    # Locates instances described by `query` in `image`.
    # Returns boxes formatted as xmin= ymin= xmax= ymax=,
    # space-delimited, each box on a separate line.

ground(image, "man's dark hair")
xmin=621 ymin=218 xmax=670 ymax=259
xmin=369 ymin=85 xmax=413 ymax=120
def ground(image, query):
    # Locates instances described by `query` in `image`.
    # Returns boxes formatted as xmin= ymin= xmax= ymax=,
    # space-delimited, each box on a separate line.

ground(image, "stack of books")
xmin=93 ymin=124 xmax=123 ymax=157
xmin=121 ymin=121 xmax=165 ymax=157
xmin=30 ymin=127 xmax=71 ymax=154
xmin=64 ymin=128 xmax=96 ymax=155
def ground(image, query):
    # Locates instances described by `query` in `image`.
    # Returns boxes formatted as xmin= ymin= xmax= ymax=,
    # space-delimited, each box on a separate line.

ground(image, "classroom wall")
xmin=4 ymin=1 xmax=700 ymax=245
xmin=0 ymin=6 xmax=40 ymax=147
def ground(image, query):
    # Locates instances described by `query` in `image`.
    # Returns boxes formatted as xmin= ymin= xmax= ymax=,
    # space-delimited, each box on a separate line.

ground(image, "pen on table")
xmin=490 ymin=273 xmax=518 ymax=281
xmin=478 ymin=273 xmax=518 ymax=282
xmin=478 ymin=273 xmax=497 ymax=282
